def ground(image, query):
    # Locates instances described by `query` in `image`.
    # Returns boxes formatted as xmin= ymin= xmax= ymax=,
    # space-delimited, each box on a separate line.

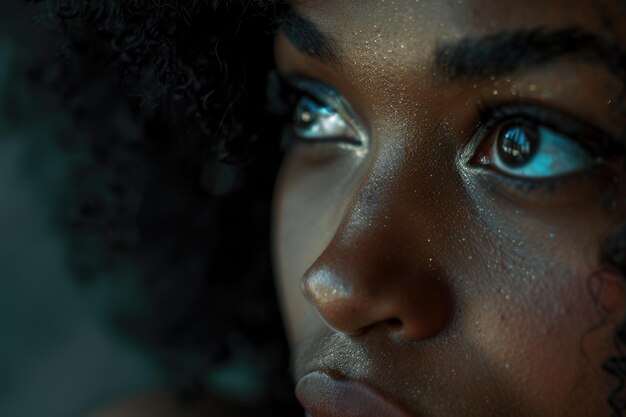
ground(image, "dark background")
xmin=0 ymin=2 xmax=263 ymax=416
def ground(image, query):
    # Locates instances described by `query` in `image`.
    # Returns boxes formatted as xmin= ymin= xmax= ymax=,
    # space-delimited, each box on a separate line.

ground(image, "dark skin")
xmin=273 ymin=0 xmax=626 ymax=416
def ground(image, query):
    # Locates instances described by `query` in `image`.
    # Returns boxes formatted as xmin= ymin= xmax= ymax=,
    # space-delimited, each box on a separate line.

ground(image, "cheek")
xmin=469 ymin=261 xmax=625 ymax=410
xmin=454 ymin=166 xmax=626 ymax=409
xmin=272 ymin=149 xmax=366 ymax=342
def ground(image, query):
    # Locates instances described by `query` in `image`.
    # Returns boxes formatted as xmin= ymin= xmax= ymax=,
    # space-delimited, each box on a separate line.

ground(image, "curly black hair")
xmin=27 ymin=0 xmax=626 ymax=415
xmin=28 ymin=0 xmax=298 ymax=413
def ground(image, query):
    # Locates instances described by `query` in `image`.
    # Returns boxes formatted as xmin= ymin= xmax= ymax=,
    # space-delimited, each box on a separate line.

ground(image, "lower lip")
xmin=296 ymin=371 xmax=415 ymax=417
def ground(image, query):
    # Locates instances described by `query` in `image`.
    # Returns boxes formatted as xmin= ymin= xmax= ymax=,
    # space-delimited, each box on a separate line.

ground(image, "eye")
xmin=293 ymin=96 xmax=360 ymax=143
xmin=285 ymin=78 xmax=366 ymax=147
xmin=468 ymin=101 xmax=622 ymax=182
xmin=481 ymin=120 xmax=596 ymax=179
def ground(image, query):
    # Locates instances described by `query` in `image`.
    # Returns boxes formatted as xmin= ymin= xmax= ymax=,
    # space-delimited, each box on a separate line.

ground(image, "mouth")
xmin=296 ymin=371 xmax=416 ymax=417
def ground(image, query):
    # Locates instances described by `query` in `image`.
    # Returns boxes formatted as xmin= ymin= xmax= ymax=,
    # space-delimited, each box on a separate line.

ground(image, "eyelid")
xmin=280 ymin=76 xmax=369 ymax=147
xmin=471 ymin=101 xmax=625 ymax=161
xmin=287 ymin=77 xmax=343 ymax=109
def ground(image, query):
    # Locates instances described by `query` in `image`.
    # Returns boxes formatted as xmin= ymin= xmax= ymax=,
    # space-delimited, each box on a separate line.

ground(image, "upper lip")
xmin=296 ymin=370 xmax=417 ymax=417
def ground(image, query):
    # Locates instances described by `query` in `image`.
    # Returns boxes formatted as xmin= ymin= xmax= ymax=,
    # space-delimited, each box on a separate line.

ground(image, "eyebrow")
xmin=277 ymin=10 xmax=339 ymax=65
xmin=434 ymin=28 xmax=626 ymax=82
xmin=277 ymin=10 xmax=626 ymax=84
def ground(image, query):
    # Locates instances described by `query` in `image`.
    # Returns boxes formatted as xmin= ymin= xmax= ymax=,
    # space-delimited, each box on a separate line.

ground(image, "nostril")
xmin=383 ymin=317 xmax=404 ymax=335
xmin=358 ymin=317 xmax=403 ymax=336
xmin=302 ymin=246 xmax=453 ymax=340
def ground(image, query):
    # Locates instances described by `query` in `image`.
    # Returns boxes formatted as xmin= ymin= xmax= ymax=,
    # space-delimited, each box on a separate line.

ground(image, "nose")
xmin=301 ymin=180 xmax=452 ymax=341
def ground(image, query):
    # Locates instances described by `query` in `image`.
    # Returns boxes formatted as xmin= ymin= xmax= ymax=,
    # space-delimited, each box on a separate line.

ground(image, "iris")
xmin=493 ymin=122 xmax=593 ymax=179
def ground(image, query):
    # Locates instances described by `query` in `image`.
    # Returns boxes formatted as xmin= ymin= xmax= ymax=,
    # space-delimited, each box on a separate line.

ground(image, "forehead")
xmin=283 ymin=0 xmax=626 ymax=113
xmin=293 ymin=0 xmax=621 ymax=42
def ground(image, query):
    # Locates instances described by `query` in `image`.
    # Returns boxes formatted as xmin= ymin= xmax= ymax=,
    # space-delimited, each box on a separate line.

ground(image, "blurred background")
xmin=1 ymin=2 xmax=167 ymax=415
xmin=0 ymin=2 xmax=266 ymax=416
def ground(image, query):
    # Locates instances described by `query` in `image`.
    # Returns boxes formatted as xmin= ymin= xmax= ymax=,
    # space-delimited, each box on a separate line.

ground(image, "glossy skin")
xmin=272 ymin=0 xmax=626 ymax=416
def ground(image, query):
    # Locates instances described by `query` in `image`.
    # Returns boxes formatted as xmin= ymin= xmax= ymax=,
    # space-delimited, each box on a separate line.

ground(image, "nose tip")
xmin=302 ymin=261 xmax=451 ymax=341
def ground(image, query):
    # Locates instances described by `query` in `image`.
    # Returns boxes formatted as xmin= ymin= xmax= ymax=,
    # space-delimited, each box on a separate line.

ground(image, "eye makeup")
xmin=463 ymin=102 xmax=626 ymax=194
xmin=267 ymin=74 xmax=369 ymax=155
xmin=291 ymin=89 xmax=360 ymax=145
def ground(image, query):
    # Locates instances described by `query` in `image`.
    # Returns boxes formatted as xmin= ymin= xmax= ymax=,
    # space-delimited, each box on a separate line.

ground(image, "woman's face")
xmin=272 ymin=0 xmax=626 ymax=415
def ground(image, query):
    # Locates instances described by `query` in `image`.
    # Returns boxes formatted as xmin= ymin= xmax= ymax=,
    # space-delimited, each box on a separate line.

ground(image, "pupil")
xmin=497 ymin=122 xmax=538 ymax=167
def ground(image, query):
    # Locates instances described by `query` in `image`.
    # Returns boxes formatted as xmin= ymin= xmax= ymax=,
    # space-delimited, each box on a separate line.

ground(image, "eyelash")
xmin=474 ymin=102 xmax=621 ymax=158
xmin=469 ymin=102 xmax=624 ymax=190
xmin=267 ymin=73 xmax=363 ymax=149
